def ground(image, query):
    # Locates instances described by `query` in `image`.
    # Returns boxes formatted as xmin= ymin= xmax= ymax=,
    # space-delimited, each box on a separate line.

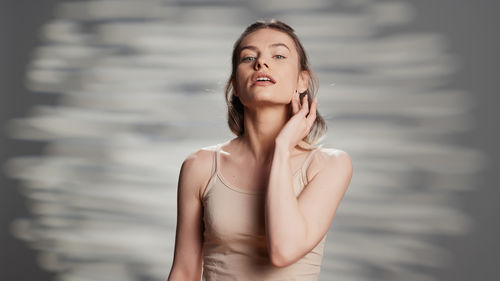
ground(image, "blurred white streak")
xmin=369 ymin=1 xmax=416 ymax=26
xmin=55 ymin=0 xmax=167 ymax=20
xmin=250 ymin=0 xmax=332 ymax=12
xmin=3 ymin=0 xmax=486 ymax=281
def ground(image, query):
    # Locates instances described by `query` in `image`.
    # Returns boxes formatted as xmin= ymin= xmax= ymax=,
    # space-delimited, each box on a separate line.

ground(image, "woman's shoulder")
xmin=181 ymin=138 xmax=235 ymax=168
xmin=182 ymin=142 xmax=225 ymax=171
xmin=183 ymin=145 xmax=214 ymax=165
xmin=179 ymin=143 xmax=224 ymax=199
xmin=306 ymin=145 xmax=353 ymax=181
xmin=315 ymin=146 xmax=351 ymax=158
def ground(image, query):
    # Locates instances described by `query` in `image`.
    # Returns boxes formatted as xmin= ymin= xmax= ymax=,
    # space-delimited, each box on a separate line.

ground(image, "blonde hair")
xmin=224 ymin=19 xmax=327 ymax=145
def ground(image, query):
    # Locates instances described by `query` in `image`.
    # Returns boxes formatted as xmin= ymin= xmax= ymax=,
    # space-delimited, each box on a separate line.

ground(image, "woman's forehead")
xmin=240 ymin=29 xmax=295 ymax=51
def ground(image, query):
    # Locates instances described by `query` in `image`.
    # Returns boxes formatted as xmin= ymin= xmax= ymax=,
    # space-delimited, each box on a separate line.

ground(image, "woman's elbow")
xmin=167 ymin=264 xmax=201 ymax=281
xmin=269 ymin=246 xmax=298 ymax=268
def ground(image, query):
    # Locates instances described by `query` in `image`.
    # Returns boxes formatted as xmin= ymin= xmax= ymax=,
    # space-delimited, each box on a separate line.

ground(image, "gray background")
xmin=1 ymin=0 xmax=499 ymax=280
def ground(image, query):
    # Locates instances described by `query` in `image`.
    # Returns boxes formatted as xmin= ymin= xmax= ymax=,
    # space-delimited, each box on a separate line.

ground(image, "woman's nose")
xmin=254 ymin=57 xmax=268 ymax=70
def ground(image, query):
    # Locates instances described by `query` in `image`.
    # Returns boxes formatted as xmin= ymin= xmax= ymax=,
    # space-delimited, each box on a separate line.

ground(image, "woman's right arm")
xmin=167 ymin=150 xmax=211 ymax=281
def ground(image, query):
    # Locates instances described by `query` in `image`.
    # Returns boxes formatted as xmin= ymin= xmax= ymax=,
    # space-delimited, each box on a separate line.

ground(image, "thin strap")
xmin=202 ymin=144 xmax=222 ymax=200
xmin=211 ymin=143 xmax=222 ymax=176
xmin=300 ymin=147 xmax=321 ymax=185
xmin=302 ymin=147 xmax=320 ymax=171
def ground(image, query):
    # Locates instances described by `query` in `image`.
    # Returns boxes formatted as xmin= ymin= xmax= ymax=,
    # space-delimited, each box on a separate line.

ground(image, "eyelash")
xmin=241 ymin=55 xmax=286 ymax=62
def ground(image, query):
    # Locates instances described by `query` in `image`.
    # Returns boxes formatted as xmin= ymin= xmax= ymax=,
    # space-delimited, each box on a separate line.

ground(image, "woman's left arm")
xmin=266 ymin=93 xmax=353 ymax=267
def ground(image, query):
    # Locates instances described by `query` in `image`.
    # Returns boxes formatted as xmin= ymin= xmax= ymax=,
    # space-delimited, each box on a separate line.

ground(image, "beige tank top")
xmin=201 ymin=143 xmax=327 ymax=281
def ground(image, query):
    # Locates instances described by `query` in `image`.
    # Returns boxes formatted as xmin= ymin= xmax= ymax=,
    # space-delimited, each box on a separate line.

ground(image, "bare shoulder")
xmin=183 ymin=144 xmax=217 ymax=166
xmin=179 ymin=144 xmax=219 ymax=200
xmin=306 ymin=147 xmax=353 ymax=183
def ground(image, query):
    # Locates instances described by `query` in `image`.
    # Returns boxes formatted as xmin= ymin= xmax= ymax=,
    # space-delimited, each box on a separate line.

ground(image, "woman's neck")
xmin=239 ymin=105 xmax=290 ymax=163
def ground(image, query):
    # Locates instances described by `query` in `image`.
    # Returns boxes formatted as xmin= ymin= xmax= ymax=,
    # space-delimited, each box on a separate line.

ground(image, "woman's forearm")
xmin=167 ymin=264 xmax=202 ymax=281
xmin=265 ymin=140 xmax=309 ymax=267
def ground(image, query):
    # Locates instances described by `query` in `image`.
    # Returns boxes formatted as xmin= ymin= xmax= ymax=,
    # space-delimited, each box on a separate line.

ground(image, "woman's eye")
xmin=242 ymin=56 xmax=255 ymax=62
xmin=274 ymin=55 xmax=285 ymax=59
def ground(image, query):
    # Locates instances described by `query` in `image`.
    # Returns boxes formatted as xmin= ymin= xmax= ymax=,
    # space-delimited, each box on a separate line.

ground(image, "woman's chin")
xmin=241 ymin=92 xmax=291 ymax=107
xmin=241 ymin=99 xmax=290 ymax=109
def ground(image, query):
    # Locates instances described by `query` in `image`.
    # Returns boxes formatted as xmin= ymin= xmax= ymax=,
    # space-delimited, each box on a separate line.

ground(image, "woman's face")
xmin=234 ymin=28 xmax=308 ymax=108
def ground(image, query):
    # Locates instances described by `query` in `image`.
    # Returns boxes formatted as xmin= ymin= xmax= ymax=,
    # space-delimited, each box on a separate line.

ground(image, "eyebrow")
xmin=240 ymin=43 xmax=290 ymax=52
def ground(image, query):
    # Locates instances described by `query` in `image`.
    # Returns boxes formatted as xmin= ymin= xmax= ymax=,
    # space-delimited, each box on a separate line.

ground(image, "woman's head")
xmin=225 ymin=19 xmax=327 ymax=145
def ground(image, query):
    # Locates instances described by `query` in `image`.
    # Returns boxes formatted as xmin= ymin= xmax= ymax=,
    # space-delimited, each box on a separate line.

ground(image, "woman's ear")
xmin=296 ymin=70 xmax=309 ymax=93
xmin=231 ymin=78 xmax=238 ymax=97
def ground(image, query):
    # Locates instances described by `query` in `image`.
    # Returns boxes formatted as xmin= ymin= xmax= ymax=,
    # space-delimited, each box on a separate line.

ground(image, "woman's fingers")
xmin=300 ymin=95 xmax=309 ymax=115
xmin=291 ymin=91 xmax=299 ymax=114
xmin=295 ymin=94 xmax=317 ymax=130
xmin=306 ymin=97 xmax=317 ymax=128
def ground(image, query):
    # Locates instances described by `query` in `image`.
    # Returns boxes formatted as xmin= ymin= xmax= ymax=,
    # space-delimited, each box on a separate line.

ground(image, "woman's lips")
xmin=253 ymin=80 xmax=275 ymax=86
xmin=251 ymin=72 xmax=276 ymax=86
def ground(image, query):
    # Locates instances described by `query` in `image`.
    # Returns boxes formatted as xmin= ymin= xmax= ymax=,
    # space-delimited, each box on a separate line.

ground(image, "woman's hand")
xmin=275 ymin=90 xmax=317 ymax=151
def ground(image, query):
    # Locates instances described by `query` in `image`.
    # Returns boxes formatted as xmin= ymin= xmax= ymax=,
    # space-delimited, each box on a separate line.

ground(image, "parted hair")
xmin=224 ymin=19 xmax=327 ymax=145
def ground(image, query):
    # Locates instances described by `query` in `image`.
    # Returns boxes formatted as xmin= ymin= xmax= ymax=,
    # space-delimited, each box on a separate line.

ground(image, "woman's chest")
xmin=202 ymin=172 xmax=304 ymax=239
xmin=203 ymin=184 xmax=266 ymax=238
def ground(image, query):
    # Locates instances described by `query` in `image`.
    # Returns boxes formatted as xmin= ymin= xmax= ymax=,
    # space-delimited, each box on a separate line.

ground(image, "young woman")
xmin=167 ymin=20 xmax=353 ymax=281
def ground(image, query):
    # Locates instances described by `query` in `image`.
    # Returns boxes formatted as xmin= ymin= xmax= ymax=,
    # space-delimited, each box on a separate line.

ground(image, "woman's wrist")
xmin=274 ymin=138 xmax=292 ymax=157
